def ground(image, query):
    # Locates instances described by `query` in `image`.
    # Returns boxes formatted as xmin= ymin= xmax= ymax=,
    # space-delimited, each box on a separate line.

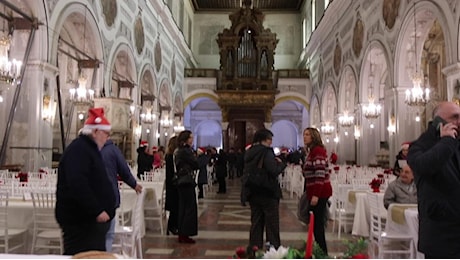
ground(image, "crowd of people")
xmin=56 ymin=102 xmax=460 ymax=258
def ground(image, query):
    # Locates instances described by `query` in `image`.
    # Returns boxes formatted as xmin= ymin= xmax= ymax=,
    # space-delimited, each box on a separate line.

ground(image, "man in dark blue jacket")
xmin=101 ymin=139 xmax=142 ymax=252
xmin=56 ymin=108 xmax=116 ymax=255
xmin=408 ymin=101 xmax=460 ymax=258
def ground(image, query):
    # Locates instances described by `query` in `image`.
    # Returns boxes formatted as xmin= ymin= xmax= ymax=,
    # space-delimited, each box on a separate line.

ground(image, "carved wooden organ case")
xmin=216 ymin=1 xmax=279 ymax=123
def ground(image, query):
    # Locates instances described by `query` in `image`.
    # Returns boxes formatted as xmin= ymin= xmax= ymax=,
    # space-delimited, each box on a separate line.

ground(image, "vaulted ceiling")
xmin=191 ymin=0 xmax=305 ymax=12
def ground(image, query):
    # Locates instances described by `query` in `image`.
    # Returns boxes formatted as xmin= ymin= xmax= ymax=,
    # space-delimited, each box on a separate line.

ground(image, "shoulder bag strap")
xmin=257 ymin=150 xmax=266 ymax=169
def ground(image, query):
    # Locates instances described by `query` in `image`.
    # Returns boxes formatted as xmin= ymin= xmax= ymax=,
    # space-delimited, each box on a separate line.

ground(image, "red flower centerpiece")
xmin=369 ymin=178 xmax=382 ymax=192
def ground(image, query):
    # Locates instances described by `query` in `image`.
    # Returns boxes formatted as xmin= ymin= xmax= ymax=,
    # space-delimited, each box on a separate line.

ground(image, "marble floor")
xmin=141 ymin=178 xmax=359 ymax=259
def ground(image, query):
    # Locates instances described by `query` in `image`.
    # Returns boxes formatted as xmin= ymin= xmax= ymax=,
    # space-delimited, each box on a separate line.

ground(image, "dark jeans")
xmin=217 ymin=176 xmax=226 ymax=193
xmin=62 ymin=221 xmax=111 ymax=255
xmin=249 ymin=196 xmax=280 ymax=249
xmin=310 ymin=197 xmax=328 ymax=255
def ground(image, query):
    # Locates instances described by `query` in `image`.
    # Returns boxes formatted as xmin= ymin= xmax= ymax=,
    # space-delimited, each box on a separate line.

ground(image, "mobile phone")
xmin=432 ymin=116 xmax=447 ymax=135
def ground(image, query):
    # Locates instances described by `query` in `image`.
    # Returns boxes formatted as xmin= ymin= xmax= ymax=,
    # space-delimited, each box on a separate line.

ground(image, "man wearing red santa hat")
xmin=56 ymin=107 xmax=117 ymax=255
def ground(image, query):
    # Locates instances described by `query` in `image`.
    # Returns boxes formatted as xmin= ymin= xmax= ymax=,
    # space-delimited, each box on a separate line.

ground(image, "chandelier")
xmin=69 ymin=73 xmax=95 ymax=103
xmin=173 ymin=123 xmax=185 ymax=133
xmin=173 ymin=113 xmax=185 ymax=133
xmin=405 ymin=1 xmax=430 ymax=107
xmin=139 ymin=95 xmax=157 ymax=124
xmin=320 ymin=122 xmax=335 ymax=135
xmin=140 ymin=106 xmax=157 ymax=124
xmin=363 ymin=56 xmax=381 ymax=119
xmin=160 ymin=116 xmax=173 ymax=128
xmin=363 ymin=96 xmax=381 ymax=119
xmin=0 ymin=31 xmax=22 ymax=84
xmin=338 ymin=111 xmax=354 ymax=127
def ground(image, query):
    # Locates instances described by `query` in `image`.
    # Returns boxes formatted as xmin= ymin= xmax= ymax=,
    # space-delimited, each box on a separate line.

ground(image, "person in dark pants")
xmin=215 ymin=149 xmax=227 ymax=193
xmin=243 ymin=129 xmax=286 ymax=249
xmin=101 ymin=139 xmax=142 ymax=252
xmin=56 ymin=108 xmax=116 ymax=255
xmin=236 ymin=148 xmax=244 ymax=177
xmin=164 ymin=136 xmax=179 ymax=235
xmin=407 ymin=101 xmax=460 ymax=258
xmin=302 ymin=127 xmax=332 ymax=255
xmin=174 ymin=130 xmax=199 ymax=243
xmin=196 ymin=147 xmax=209 ymax=199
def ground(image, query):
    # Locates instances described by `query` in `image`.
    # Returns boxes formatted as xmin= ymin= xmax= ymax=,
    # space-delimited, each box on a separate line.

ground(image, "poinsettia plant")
xmin=232 ymin=239 xmax=368 ymax=259
xmin=369 ymin=178 xmax=382 ymax=189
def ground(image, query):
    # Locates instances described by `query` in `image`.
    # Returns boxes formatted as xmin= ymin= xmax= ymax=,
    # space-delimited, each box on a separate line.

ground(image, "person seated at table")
xmin=383 ymin=164 xmax=417 ymax=209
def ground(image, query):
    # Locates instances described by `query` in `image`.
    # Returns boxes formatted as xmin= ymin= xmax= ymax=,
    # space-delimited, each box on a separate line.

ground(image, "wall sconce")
xmin=42 ymin=95 xmax=56 ymax=121
xmin=134 ymin=124 xmax=142 ymax=138
xmin=354 ymin=125 xmax=361 ymax=140
xmin=387 ymin=115 xmax=396 ymax=134
xmin=78 ymin=111 xmax=86 ymax=121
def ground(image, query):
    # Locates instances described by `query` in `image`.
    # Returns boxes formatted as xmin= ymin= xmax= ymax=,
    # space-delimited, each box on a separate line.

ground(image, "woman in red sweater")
xmin=302 ymin=127 xmax=332 ymax=255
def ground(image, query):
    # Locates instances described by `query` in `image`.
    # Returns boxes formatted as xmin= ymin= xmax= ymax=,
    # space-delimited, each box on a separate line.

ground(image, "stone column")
xmin=8 ymin=61 xmax=58 ymax=171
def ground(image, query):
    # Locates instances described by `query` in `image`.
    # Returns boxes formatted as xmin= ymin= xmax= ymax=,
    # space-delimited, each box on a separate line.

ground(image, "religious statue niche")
xmin=216 ymin=0 xmax=278 ymax=91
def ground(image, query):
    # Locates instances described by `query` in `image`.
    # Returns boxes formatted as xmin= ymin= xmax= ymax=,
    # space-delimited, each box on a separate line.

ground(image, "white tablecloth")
xmin=351 ymin=191 xmax=385 ymax=237
xmin=386 ymin=204 xmax=424 ymax=258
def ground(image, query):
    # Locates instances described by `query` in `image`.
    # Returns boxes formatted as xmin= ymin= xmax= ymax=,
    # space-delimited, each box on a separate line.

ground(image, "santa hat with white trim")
xmin=83 ymin=107 xmax=111 ymax=131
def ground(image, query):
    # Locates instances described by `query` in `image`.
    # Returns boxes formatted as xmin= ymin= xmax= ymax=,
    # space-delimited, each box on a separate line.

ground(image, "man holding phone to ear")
xmin=407 ymin=101 xmax=460 ymax=258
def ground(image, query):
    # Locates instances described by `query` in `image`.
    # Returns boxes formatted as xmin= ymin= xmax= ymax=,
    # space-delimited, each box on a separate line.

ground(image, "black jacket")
xmin=174 ymin=144 xmax=199 ymax=176
xmin=408 ymin=122 xmax=460 ymax=257
xmin=56 ymin=134 xmax=116 ymax=226
xmin=242 ymin=144 xmax=286 ymax=201
xmin=136 ymin=146 xmax=153 ymax=177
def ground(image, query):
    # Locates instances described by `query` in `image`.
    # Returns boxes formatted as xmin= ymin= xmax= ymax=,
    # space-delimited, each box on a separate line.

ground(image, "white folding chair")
xmin=0 ymin=191 xmax=28 ymax=253
xmin=144 ymin=181 xmax=166 ymax=235
xmin=367 ymin=192 xmax=414 ymax=258
xmin=113 ymin=189 xmax=146 ymax=258
xmin=331 ymin=182 xmax=354 ymax=239
xmin=30 ymin=191 xmax=63 ymax=254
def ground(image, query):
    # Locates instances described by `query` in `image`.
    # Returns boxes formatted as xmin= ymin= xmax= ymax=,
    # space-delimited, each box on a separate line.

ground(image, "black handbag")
xmin=176 ymin=172 xmax=196 ymax=187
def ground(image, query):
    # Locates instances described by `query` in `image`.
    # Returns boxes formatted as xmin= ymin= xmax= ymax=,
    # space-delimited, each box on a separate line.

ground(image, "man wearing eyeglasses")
xmin=56 ymin=107 xmax=117 ymax=255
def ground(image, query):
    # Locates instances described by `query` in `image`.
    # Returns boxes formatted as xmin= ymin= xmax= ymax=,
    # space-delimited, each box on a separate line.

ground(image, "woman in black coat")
xmin=174 ymin=130 xmax=199 ymax=243
xmin=164 ymin=136 xmax=178 ymax=235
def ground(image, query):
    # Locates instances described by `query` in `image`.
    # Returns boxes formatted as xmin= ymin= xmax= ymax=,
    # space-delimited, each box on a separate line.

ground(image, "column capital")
xmin=221 ymin=122 xmax=229 ymax=130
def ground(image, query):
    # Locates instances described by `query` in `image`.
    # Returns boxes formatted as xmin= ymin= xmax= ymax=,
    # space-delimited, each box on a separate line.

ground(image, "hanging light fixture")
xmin=363 ymin=51 xmax=382 ymax=119
xmin=139 ymin=95 xmax=157 ymax=124
xmin=0 ymin=9 xmax=23 ymax=103
xmin=173 ymin=113 xmax=185 ymax=133
xmin=320 ymin=122 xmax=335 ymax=135
xmin=339 ymin=99 xmax=354 ymax=127
xmin=68 ymin=7 xmax=95 ymax=103
xmin=0 ymin=15 xmax=22 ymax=85
xmin=405 ymin=0 xmax=430 ymax=107
xmin=160 ymin=106 xmax=173 ymax=129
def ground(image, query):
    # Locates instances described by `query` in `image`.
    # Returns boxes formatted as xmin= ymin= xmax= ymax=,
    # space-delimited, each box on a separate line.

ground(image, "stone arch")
xmin=320 ymin=82 xmax=337 ymax=123
xmin=49 ymin=2 xmax=104 ymax=67
xmin=338 ymin=65 xmax=358 ymax=113
xmin=310 ymin=95 xmax=320 ymax=128
xmin=395 ymin=0 xmax=452 ymax=99
xmin=139 ymin=65 xmax=157 ymax=101
xmin=109 ymin=43 xmax=137 ymax=99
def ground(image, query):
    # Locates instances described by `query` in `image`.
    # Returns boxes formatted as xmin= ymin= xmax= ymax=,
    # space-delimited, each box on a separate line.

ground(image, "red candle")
xmin=305 ymin=211 xmax=315 ymax=258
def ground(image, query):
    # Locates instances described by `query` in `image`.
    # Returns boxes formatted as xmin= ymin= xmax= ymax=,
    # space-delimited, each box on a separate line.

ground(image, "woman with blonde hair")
xmin=302 ymin=127 xmax=332 ymax=255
